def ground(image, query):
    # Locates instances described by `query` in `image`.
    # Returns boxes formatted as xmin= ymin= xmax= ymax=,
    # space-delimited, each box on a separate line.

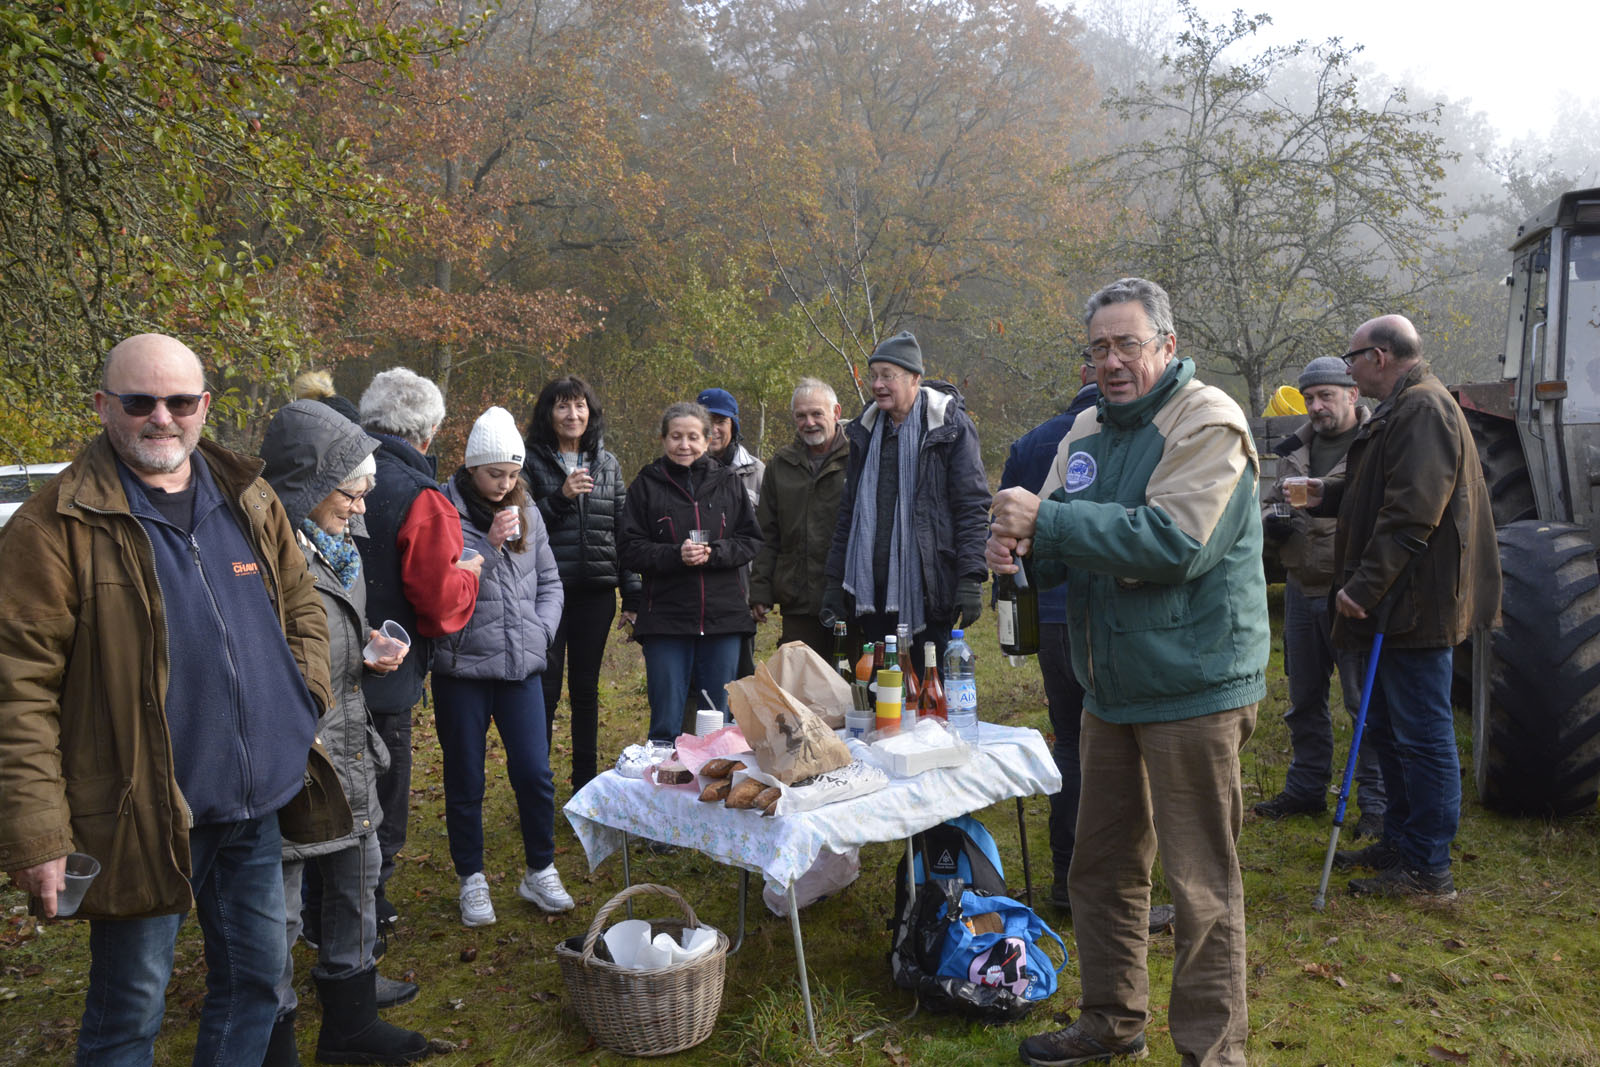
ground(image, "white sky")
xmin=1189 ymin=0 xmax=1600 ymax=144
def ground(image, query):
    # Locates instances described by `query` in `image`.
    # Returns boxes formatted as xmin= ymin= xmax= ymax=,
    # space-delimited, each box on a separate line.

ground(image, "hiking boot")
xmin=1046 ymin=881 xmax=1071 ymax=913
xmin=517 ymin=864 xmax=574 ymax=913
xmin=1332 ymin=839 xmax=1401 ymax=872
xmin=458 ymin=872 xmax=496 ymax=927
xmin=1253 ymin=790 xmax=1327 ymax=819
xmin=1349 ymin=865 xmax=1457 ymax=901
xmin=374 ymin=889 xmax=400 ymax=930
xmin=1019 ymin=1019 xmax=1149 ymax=1065
xmin=1350 ymin=809 xmax=1385 ymax=841
xmin=1147 ymin=904 xmax=1175 ymax=934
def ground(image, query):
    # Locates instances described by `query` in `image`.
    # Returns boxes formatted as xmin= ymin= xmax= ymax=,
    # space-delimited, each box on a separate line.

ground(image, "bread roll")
xmin=753 ymin=786 xmax=782 ymax=813
xmin=700 ymin=758 xmax=745 ymax=779
xmin=724 ymin=779 xmax=766 ymax=809
xmin=699 ymin=779 xmax=733 ymax=803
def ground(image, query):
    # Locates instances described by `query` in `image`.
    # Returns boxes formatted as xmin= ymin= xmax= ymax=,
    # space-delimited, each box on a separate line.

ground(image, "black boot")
xmin=264 ymin=1010 xmax=301 ymax=1067
xmin=314 ymin=969 xmax=431 ymax=1065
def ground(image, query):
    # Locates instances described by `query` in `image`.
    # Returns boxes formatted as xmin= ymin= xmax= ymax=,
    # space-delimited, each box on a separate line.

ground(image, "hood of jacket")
xmin=261 ymin=400 xmax=382 ymax=531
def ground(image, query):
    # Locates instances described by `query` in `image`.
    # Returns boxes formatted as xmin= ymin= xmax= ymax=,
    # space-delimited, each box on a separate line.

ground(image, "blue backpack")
xmin=888 ymin=817 xmax=1068 ymax=1022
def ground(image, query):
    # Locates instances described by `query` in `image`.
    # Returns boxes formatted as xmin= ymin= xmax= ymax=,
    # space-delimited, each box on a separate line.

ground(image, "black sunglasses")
xmin=104 ymin=390 xmax=205 ymax=417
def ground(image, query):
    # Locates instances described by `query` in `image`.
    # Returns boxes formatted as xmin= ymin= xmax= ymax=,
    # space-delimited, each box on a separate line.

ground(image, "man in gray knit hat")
xmin=822 ymin=330 xmax=990 ymax=666
xmin=1253 ymin=355 xmax=1385 ymax=834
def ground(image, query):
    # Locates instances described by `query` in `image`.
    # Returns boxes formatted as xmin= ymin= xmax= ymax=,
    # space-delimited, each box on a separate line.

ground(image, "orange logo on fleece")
xmin=232 ymin=561 xmax=259 ymax=577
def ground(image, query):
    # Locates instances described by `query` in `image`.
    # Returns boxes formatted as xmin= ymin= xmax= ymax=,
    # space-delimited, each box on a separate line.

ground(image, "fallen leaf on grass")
xmin=1551 ymin=952 xmax=1562 ymax=962
xmin=1491 ymin=973 xmax=1511 ymax=982
xmin=528 ymin=990 xmax=559 ymax=1003
xmin=1387 ymin=972 xmax=1403 ymax=985
xmin=1443 ymin=938 xmax=1467 ymax=950
xmin=881 ymin=1039 xmax=911 ymax=1067
xmin=1426 ymin=1044 xmax=1469 ymax=1063
xmin=459 ymin=947 xmax=478 ymax=963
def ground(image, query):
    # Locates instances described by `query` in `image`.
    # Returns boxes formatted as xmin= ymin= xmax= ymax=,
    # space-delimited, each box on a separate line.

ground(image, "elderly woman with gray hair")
xmin=260 ymin=400 xmax=433 ymax=1065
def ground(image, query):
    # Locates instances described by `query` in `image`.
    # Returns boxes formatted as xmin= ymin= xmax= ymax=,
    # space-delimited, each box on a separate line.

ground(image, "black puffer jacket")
xmin=619 ymin=455 xmax=762 ymax=638
xmin=524 ymin=442 xmax=639 ymax=598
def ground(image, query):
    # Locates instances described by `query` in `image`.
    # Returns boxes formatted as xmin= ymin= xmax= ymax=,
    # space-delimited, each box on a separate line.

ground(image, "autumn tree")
xmin=0 ymin=0 xmax=464 ymax=457
xmin=1079 ymin=2 xmax=1456 ymax=412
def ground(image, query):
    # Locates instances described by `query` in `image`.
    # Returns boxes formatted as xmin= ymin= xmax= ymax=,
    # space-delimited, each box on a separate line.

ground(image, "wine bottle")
xmin=996 ymin=553 xmax=1041 ymax=657
xmin=915 ymin=641 xmax=947 ymax=721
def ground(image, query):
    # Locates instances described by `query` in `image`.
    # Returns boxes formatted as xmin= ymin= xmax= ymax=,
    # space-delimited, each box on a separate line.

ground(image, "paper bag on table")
xmin=727 ymin=662 xmax=852 ymax=784
xmin=765 ymin=641 xmax=852 ymax=728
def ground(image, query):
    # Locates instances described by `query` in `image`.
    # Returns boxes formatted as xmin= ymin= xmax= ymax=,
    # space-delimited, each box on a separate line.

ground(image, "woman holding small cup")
xmin=433 ymin=406 xmax=569 ymax=928
xmin=522 ymin=376 xmax=639 ymax=791
xmin=260 ymin=399 xmax=430 ymax=1065
xmin=619 ymin=401 xmax=762 ymax=742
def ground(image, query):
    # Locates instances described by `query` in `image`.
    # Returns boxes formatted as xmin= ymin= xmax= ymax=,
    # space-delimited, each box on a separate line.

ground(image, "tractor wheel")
xmin=1474 ymin=521 xmax=1600 ymax=814
xmin=1465 ymin=410 xmax=1536 ymax=526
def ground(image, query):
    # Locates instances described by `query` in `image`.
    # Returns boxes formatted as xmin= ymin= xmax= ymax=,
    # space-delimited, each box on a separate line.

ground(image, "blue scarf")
xmin=843 ymin=390 xmax=925 ymax=637
xmin=302 ymin=518 xmax=362 ymax=591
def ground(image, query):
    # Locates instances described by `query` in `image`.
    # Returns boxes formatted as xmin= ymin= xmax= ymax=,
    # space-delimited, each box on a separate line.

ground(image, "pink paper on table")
xmin=673 ymin=725 xmax=751 ymax=774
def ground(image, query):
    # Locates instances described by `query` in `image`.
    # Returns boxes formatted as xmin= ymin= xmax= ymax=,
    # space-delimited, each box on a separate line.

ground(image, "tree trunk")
xmin=434 ymin=156 xmax=459 ymax=400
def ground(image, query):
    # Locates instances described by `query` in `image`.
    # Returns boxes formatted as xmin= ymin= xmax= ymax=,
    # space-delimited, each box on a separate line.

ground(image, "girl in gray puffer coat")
xmin=432 ymin=406 xmax=568 ymax=928
xmin=261 ymin=399 xmax=431 ymax=1065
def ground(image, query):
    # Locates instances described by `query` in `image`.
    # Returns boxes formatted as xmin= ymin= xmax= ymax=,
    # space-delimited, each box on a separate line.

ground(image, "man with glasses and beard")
xmin=0 ymin=334 xmax=336 ymax=1064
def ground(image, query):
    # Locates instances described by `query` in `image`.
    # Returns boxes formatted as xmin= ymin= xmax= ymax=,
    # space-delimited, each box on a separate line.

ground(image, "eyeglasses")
xmin=1082 ymin=334 xmax=1165 ymax=366
xmin=1341 ymin=346 xmax=1380 ymax=367
xmin=103 ymin=390 xmax=205 ymax=417
xmin=334 ymin=487 xmax=370 ymax=504
xmin=868 ymin=369 xmax=910 ymax=386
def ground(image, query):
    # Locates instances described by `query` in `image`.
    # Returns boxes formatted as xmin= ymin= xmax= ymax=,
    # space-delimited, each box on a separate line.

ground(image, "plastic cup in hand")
xmin=55 ymin=852 xmax=101 ymax=917
xmin=501 ymin=506 xmax=521 ymax=542
xmin=695 ymin=708 xmax=723 ymax=736
xmin=363 ymin=620 xmax=410 ymax=663
xmin=459 ymin=547 xmax=481 ymax=564
xmin=688 ymin=529 xmax=709 ymax=545
xmin=1284 ymin=477 xmax=1310 ymax=507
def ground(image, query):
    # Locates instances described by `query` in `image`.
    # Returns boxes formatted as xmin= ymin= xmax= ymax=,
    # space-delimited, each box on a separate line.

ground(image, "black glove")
xmin=1262 ymin=514 xmax=1294 ymax=544
xmin=819 ymin=584 xmax=846 ymax=630
xmin=956 ymin=577 xmax=983 ymax=629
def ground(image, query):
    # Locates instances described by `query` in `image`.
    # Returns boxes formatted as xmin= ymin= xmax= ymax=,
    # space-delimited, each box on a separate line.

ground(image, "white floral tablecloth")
xmin=563 ymin=723 xmax=1061 ymax=890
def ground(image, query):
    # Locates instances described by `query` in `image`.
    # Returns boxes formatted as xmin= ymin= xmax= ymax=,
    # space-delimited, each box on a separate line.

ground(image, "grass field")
xmin=3 ymin=591 xmax=1598 ymax=1065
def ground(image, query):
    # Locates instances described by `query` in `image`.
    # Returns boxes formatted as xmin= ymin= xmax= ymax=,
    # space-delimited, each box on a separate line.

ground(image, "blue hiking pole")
xmin=1312 ymin=533 xmax=1427 ymax=911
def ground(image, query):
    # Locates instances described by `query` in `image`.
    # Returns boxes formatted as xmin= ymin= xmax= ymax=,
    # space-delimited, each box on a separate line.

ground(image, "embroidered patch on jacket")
xmin=1063 ymin=452 xmax=1097 ymax=493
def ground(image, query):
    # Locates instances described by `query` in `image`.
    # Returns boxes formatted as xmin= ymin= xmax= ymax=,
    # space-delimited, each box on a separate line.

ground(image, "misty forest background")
xmin=4 ymin=0 xmax=1595 ymax=472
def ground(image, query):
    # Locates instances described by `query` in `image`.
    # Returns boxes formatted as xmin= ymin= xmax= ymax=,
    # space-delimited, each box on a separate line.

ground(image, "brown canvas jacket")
xmin=1325 ymin=364 xmax=1502 ymax=649
xmin=749 ymin=427 xmax=850 ymax=614
xmin=0 ymin=436 xmax=331 ymax=917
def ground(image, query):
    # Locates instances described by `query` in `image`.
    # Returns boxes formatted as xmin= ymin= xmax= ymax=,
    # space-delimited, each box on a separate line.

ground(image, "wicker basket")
xmin=556 ymin=883 xmax=729 ymax=1057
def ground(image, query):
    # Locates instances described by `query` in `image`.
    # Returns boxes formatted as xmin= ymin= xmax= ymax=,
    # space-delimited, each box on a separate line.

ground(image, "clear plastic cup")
xmin=362 ymin=619 xmax=410 ymax=663
xmin=500 ymin=506 xmax=521 ymax=542
xmin=55 ymin=852 xmax=101 ymax=917
xmin=688 ymin=530 xmax=709 ymax=545
xmin=459 ymin=547 xmax=481 ymax=564
xmin=1284 ymin=477 xmax=1310 ymax=507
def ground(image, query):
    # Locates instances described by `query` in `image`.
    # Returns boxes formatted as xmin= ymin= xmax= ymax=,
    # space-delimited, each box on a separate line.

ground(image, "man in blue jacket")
xmin=821 ymin=331 xmax=990 ymax=665
xmin=990 ymin=279 xmax=1267 ymax=1067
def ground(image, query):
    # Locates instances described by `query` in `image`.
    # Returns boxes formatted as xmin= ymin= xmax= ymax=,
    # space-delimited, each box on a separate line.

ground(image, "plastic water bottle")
xmin=944 ymin=629 xmax=978 ymax=745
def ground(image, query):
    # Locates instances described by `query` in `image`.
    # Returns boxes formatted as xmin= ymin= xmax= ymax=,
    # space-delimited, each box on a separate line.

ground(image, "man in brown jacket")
xmin=749 ymin=377 xmax=852 ymax=658
xmin=0 ymin=335 xmax=332 ymax=1063
xmin=1254 ymin=356 xmax=1386 ymax=835
xmin=1306 ymin=314 xmax=1500 ymax=901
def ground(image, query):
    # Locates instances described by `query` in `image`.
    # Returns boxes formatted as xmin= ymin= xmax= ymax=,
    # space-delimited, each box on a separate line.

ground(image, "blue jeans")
xmin=78 ymin=814 xmax=287 ymax=1066
xmin=432 ymin=673 xmax=556 ymax=877
xmin=640 ymin=634 xmax=742 ymax=742
xmin=1039 ymin=622 xmax=1084 ymax=878
xmin=1362 ymin=645 xmax=1459 ymax=872
xmin=1281 ymin=583 xmax=1386 ymax=814
xmin=277 ymin=833 xmax=381 ymax=1017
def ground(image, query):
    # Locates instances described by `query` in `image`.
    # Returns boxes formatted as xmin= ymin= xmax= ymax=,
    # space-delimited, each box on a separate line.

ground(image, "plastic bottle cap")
xmin=951 ymin=629 xmax=964 ymax=638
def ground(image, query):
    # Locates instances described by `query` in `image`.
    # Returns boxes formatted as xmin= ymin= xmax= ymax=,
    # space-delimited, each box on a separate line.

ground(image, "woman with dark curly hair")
xmin=523 ymin=377 xmax=638 ymax=791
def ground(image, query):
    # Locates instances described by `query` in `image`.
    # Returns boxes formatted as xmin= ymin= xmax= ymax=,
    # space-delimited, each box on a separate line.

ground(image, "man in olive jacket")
xmin=1314 ymin=314 xmax=1500 ymax=901
xmin=0 ymin=335 xmax=332 ymax=1064
xmin=750 ymin=377 xmax=853 ymax=659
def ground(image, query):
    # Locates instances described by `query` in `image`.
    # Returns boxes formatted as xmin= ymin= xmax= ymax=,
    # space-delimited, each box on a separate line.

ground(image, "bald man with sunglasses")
xmin=0 ymin=333 xmax=336 ymax=1064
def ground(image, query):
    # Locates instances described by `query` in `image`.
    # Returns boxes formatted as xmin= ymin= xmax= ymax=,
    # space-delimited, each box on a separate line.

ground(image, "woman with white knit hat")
xmin=432 ymin=406 xmax=570 ymax=927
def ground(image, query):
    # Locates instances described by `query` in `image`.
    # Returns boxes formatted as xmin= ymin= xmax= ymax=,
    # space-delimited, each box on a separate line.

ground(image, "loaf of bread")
xmin=752 ymin=786 xmax=782 ymax=814
xmin=699 ymin=779 xmax=733 ymax=803
xmin=724 ymin=779 xmax=766 ymax=809
xmin=699 ymin=758 xmax=746 ymax=779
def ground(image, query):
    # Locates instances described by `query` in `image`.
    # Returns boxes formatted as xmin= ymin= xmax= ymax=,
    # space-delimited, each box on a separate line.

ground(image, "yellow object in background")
xmin=1263 ymin=385 xmax=1306 ymax=417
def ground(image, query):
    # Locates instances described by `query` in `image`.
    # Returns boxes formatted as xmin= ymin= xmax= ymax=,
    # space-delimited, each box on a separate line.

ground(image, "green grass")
xmin=3 ymin=593 xmax=1598 ymax=1065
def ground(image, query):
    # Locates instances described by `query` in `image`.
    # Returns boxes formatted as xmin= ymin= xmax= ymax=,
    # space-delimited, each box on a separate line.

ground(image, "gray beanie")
xmin=1298 ymin=356 xmax=1355 ymax=392
xmin=869 ymin=331 xmax=924 ymax=375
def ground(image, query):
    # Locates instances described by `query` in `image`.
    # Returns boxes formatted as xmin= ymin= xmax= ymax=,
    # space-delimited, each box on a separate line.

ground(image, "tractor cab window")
xmin=1563 ymin=233 xmax=1600 ymax=423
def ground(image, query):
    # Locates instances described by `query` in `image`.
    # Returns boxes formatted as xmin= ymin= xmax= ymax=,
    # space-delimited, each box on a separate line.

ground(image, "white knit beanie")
xmin=464 ymin=406 xmax=525 ymax=467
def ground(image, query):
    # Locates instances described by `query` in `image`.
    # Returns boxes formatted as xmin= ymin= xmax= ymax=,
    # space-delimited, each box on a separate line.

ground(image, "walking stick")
xmin=1312 ymin=533 xmax=1428 ymax=911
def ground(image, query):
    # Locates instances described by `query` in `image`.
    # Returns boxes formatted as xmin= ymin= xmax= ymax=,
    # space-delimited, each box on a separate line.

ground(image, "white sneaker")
xmin=518 ymin=864 xmax=574 ymax=913
xmin=459 ymin=871 xmax=496 ymax=927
